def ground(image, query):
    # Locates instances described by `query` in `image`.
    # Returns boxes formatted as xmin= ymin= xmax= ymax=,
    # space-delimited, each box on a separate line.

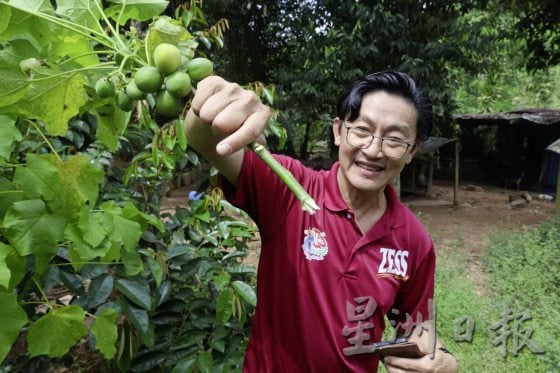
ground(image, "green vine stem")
xmin=92 ymin=0 xmax=130 ymax=52
xmin=248 ymin=142 xmax=320 ymax=215
xmin=32 ymin=278 xmax=53 ymax=310
xmin=26 ymin=120 xmax=62 ymax=163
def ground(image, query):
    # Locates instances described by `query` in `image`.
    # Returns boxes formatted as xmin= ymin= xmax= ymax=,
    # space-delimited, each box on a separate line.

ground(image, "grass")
xmin=379 ymin=219 xmax=559 ymax=372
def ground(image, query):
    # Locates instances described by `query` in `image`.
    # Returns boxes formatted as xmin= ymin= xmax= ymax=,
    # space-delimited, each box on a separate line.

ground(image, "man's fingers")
xmin=383 ymin=355 xmax=428 ymax=373
xmin=191 ymin=76 xmax=227 ymax=117
xmin=216 ymin=109 xmax=270 ymax=155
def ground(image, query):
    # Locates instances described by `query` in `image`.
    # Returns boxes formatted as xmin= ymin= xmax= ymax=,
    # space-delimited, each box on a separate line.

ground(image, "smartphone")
xmin=370 ymin=338 xmax=425 ymax=359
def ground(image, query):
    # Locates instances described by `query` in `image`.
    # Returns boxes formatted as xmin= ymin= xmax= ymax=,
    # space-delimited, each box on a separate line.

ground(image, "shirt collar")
xmin=324 ymin=162 xmax=405 ymax=229
xmin=324 ymin=162 xmax=348 ymax=212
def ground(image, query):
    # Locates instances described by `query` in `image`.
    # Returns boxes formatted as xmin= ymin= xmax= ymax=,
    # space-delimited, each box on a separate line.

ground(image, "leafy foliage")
xmin=0 ymin=1 xmax=257 ymax=371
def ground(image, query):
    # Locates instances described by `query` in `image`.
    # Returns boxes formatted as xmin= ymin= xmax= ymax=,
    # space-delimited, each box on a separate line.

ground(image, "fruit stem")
xmin=248 ymin=142 xmax=320 ymax=215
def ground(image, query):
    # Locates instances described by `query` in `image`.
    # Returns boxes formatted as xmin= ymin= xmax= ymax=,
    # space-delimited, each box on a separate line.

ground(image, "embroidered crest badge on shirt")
xmin=301 ymin=228 xmax=329 ymax=261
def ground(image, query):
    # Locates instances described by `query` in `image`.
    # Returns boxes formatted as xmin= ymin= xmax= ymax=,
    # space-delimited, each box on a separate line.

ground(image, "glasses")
xmin=343 ymin=123 xmax=415 ymax=159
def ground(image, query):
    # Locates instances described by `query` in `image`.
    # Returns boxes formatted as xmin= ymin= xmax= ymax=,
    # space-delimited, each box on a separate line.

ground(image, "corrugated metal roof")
xmin=418 ymin=136 xmax=457 ymax=155
xmin=546 ymin=138 xmax=560 ymax=154
xmin=453 ymin=109 xmax=560 ymax=126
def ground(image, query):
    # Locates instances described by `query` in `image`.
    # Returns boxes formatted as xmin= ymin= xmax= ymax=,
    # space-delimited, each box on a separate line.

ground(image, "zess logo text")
xmin=377 ymin=248 xmax=409 ymax=279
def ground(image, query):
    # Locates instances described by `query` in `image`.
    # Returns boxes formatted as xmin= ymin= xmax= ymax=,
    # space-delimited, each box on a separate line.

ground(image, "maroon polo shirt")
xmin=223 ymin=151 xmax=435 ymax=372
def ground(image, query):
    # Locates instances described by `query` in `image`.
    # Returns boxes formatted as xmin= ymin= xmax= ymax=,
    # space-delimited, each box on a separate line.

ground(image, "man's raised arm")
xmin=184 ymin=76 xmax=271 ymax=185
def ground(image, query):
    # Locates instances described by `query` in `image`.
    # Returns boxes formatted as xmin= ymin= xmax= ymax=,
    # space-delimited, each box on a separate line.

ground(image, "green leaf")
xmin=55 ymin=0 xmax=103 ymax=30
xmin=0 ymin=243 xmax=13 ymax=289
xmin=0 ymin=181 xmax=23 ymax=220
xmin=12 ymin=153 xmax=60 ymax=202
xmin=93 ymin=103 xmax=131 ymax=151
xmin=3 ymin=199 xmax=67 ymax=256
xmin=65 ymin=208 xmax=111 ymax=263
xmin=91 ymin=307 xmax=118 ymax=359
xmin=53 ymin=28 xmax=100 ymax=67
xmin=0 ymin=290 xmax=28 ymax=363
xmin=118 ymin=297 xmax=149 ymax=335
xmin=171 ymin=357 xmax=196 ymax=373
xmin=13 ymin=154 xmax=103 ymax=216
xmin=146 ymin=256 xmax=164 ymax=287
xmin=86 ymin=274 xmax=114 ymax=309
xmin=0 ymin=115 xmax=22 ymax=160
xmin=106 ymin=0 xmax=169 ymax=25
xmin=145 ymin=16 xmax=192 ymax=63
xmin=216 ymin=288 xmax=233 ymax=325
xmin=263 ymin=87 xmax=275 ymax=105
xmin=99 ymin=201 xmax=143 ymax=253
xmin=0 ymin=5 xmax=11 ymax=34
xmin=57 ymin=154 xmax=104 ymax=209
xmin=27 ymin=305 xmax=86 ymax=357
xmin=175 ymin=118 xmax=187 ymax=151
xmin=0 ymin=68 xmax=29 ymax=108
xmin=18 ymin=72 xmax=87 ymax=136
xmin=231 ymin=280 xmax=256 ymax=307
xmin=120 ymin=247 xmax=143 ymax=276
xmin=196 ymin=351 xmax=214 ymax=373
xmin=173 ymin=330 xmax=207 ymax=350
xmin=0 ymin=243 xmax=26 ymax=291
xmin=213 ymin=272 xmax=231 ymax=291
xmin=115 ymin=277 xmax=152 ymax=311
xmin=0 ymin=2 xmax=55 ymax=50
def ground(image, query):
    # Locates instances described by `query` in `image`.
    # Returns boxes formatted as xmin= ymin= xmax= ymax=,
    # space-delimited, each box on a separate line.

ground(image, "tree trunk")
xmin=299 ymin=120 xmax=313 ymax=160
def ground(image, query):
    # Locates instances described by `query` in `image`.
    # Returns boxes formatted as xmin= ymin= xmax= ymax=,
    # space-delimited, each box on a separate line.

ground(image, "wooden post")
xmin=427 ymin=155 xmax=434 ymax=195
xmin=556 ymin=162 xmax=560 ymax=215
xmin=454 ymin=140 xmax=459 ymax=206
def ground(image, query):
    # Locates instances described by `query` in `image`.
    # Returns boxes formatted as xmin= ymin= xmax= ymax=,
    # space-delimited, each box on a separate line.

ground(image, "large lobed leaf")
xmin=0 ymin=243 xmax=26 ymax=291
xmin=145 ymin=16 xmax=192 ymax=64
xmin=0 ymin=1 xmax=55 ymax=51
xmin=90 ymin=307 xmax=118 ymax=359
xmin=27 ymin=305 xmax=86 ymax=357
xmin=0 ymin=68 xmax=29 ymax=108
xmin=0 ymin=290 xmax=28 ymax=364
xmin=0 ymin=115 xmax=22 ymax=160
xmin=105 ymin=0 xmax=169 ymax=25
xmin=13 ymin=153 xmax=104 ymax=216
xmin=93 ymin=103 xmax=132 ymax=152
xmin=55 ymin=0 xmax=103 ymax=30
xmin=3 ymin=199 xmax=67 ymax=256
xmin=18 ymin=72 xmax=87 ymax=136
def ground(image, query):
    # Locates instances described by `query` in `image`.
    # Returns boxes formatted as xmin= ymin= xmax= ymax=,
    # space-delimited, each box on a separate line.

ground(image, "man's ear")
xmin=332 ymin=118 xmax=342 ymax=146
xmin=405 ymin=139 xmax=422 ymax=164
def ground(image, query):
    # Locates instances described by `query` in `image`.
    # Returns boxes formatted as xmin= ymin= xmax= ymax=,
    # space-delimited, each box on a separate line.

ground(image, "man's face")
xmin=332 ymin=91 xmax=419 ymax=198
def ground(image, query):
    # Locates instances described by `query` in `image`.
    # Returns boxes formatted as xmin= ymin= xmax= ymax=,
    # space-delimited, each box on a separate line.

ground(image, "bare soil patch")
xmin=404 ymin=181 xmax=556 ymax=254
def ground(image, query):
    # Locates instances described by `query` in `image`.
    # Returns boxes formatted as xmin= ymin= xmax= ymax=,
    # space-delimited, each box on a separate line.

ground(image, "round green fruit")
xmin=186 ymin=57 xmax=214 ymax=82
xmin=165 ymin=71 xmax=192 ymax=97
xmin=134 ymin=66 xmax=163 ymax=93
xmin=125 ymin=81 xmax=146 ymax=100
xmin=153 ymin=43 xmax=181 ymax=75
xmin=116 ymin=91 xmax=134 ymax=111
xmin=95 ymin=78 xmax=115 ymax=98
xmin=155 ymin=90 xmax=181 ymax=117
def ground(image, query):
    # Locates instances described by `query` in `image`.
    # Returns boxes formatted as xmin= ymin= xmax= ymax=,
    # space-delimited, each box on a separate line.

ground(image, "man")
xmin=185 ymin=71 xmax=457 ymax=372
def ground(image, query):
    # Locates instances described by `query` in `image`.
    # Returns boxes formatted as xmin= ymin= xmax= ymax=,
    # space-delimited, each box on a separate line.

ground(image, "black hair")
xmin=336 ymin=71 xmax=433 ymax=141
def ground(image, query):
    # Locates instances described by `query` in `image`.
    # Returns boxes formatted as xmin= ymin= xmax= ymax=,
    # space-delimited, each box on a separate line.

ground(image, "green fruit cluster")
xmin=94 ymin=43 xmax=214 ymax=118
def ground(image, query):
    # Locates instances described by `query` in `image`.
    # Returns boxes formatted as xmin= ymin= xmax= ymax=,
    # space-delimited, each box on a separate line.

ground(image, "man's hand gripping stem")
xmin=185 ymin=76 xmax=320 ymax=214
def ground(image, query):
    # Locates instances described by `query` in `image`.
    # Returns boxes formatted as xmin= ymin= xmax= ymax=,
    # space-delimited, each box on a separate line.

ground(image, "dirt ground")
xmin=162 ymin=179 xmax=557 ymax=272
xmin=404 ymin=181 xmax=556 ymax=255
xmin=402 ymin=181 xmax=557 ymax=293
